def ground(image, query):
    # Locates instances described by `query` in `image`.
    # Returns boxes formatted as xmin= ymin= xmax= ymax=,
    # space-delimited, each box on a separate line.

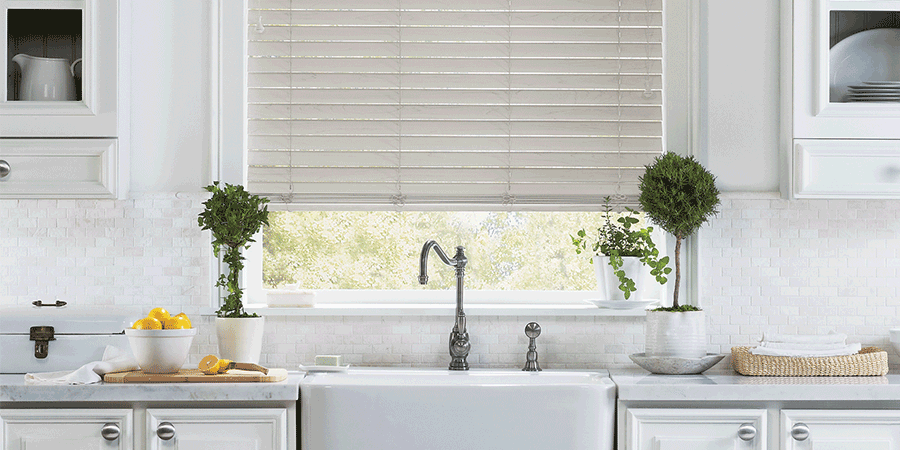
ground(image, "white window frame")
xmin=207 ymin=0 xmax=701 ymax=316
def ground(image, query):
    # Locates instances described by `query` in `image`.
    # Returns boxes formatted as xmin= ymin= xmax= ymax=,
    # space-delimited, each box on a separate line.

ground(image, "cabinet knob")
xmin=0 ymin=160 xmax=9 ymax=179
xmin=157 ymin=421 xmax=176 ymax=440
xmin=100 ymin=423 xmax=120 ymax=441
xmin=791 ymin=422 xmax=810 ymax=441
xmin=737 ymin=423 xmax=757 ymax=441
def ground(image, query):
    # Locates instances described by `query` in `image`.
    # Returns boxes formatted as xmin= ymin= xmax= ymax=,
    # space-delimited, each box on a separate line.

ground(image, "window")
xmin=245 ymin=0 xmax=664 ymax=208
xmin=215 ymin=0 xmax=691 ymax=310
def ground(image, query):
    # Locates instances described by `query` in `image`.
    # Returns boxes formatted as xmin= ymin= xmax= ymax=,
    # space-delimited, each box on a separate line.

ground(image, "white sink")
xmin=299 ymin=368 xmax=615 ymax=450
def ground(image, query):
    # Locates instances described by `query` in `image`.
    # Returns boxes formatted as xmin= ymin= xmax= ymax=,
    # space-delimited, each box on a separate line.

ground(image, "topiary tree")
xmin=638 ymin=153 xmax=720 ymax=309
xmin=198 ymin=182 xmax=270 ymax=318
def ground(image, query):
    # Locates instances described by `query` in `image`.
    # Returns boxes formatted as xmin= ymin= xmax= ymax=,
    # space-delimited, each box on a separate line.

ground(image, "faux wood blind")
xmin=247 ymin=0 xmax=663 ymax=210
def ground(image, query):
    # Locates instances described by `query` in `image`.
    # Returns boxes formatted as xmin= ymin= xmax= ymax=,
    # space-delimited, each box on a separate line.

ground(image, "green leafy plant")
xmin=639 ymin=153 xmax=720 ymax=310
xmin=571 ymin=197 xmax=670 ymax=299
xmin=198 ymin=182 xmax=270 ymax=318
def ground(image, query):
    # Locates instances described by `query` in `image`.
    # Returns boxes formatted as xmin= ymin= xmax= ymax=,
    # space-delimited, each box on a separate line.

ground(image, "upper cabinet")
xmin=783 ymin=0 xmax=900 ymax=198
xmin=0 ymin=0 xmax=129 ymax=198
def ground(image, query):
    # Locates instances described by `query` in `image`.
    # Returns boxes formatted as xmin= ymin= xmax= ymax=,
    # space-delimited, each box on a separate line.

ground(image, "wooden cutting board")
xmin=103 ymin=368 xmax=288 ymax=383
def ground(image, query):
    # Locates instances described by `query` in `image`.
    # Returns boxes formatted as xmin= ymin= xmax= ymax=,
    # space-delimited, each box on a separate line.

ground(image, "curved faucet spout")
xmin=419 ymin=239 xmax=470 ymax=370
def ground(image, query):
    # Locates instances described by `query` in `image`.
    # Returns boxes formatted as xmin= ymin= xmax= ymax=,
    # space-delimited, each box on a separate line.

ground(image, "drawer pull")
xmin=791 ymin=422 xmax=810 ymax=441
xmin=737 ymin=423 xmax=757 ymax=441
xmin=0 ymin=160 xmax=9 ymax=179
xmin=157 ymin=422 xmax=176 ymax=440
xmin=100 ymin=423 xmax=119 ymax=440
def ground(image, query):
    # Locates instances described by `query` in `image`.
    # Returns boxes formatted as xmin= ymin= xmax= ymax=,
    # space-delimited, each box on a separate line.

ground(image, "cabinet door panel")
xmin=0 ymin=138 xmax=118 ymax=198
xmin=626 ymin=408 xmax=767 ymax=450
xmin=0 ymin=408 xmax=132 ymax=450
xmin=782 ymin=410 xmax=900 ymax=450
xmin=146 ymin=408 xmax=286 ymax=450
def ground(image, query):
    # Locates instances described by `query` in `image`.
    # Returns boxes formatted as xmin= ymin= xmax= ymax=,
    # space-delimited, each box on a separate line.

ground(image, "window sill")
xmin=200 ymin=303 xmax=650 ymax=317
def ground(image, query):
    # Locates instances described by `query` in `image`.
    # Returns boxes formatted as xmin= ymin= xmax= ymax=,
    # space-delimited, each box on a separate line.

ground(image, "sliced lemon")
xmin=199 ymin=354 xmax=220 ymax=375
xmin=132 ymin=317 xmax=162 ymax=330
xmin=147 ymin=307 xmax=170 ymax=322
xmin=217 ymin=359 xmax=233 ymax=373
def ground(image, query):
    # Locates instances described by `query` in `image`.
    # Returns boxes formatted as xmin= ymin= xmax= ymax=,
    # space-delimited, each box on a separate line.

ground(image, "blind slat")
xmin=247 ymin=0 xmax=664 ymax=210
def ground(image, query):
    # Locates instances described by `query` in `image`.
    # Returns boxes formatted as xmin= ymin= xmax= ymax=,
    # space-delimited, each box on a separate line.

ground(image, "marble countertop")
xmin=0 ymin=372 xmax=304 ymax=403
xmin=611 ymin=369 xmax=900 ymax=402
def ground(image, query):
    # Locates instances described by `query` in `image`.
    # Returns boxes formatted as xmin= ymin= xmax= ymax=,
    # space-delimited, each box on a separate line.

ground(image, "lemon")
xmin=147 ymin=307 xmax=170 ymax=322
xmin=163 ymin=315 xmax=191 ymax=330
xmin=199 ymin=354 xmax=220 ymax=375
xmin=132 ymin=317 xmax=162 ymax=330
xmin=217 ymin=359 xmax=233 ymax=372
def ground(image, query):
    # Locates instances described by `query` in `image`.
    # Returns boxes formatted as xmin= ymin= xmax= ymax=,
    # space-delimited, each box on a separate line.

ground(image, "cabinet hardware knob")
xmin=157 ymin=422 xmax=176 ymax=440
xmin=100 ymin=423 xmax=120 ymax=440
xmin=737 ymin=423 xmax=757 ymax=441
xmin=791 ymin=422 xmax=810 ymax=441
xmin=0 ymin=160 xmax=9 ymax=179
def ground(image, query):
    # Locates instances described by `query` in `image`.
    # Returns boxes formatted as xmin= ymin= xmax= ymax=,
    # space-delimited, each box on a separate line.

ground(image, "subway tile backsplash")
xmin=2 ymin=192 xmax=899 ymax=371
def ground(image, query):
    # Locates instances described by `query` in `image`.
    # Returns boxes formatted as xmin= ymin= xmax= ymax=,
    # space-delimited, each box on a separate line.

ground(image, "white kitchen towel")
xmin=24 ymin=345 xmax=139 ymax=385
xmin=757 ymin=341 xmax=849 ymax=351
xmin=761 ymin=332 xmax=848 ymax=345
xmin=749 ymin=342 xmax=862 ymax=358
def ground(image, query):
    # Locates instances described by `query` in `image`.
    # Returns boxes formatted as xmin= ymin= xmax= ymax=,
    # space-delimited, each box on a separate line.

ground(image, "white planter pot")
xmin=644 ymin=310 xmax=707 ymax=358
xmin=215 ymin=316 xmax=265 ymax=364
xmin=593 ymin=255 xmax=647 ymax=302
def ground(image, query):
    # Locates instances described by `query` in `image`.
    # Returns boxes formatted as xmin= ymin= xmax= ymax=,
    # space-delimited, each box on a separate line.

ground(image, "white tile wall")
xmin=2 ymin=192 xmax=899 ymax=372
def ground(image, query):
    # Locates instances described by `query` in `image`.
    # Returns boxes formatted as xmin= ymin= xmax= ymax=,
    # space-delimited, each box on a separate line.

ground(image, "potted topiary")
xmin=572 ymin=197 xmax=670 ymax=302
xmin=198 ymin=182 xmax=270 ymax=363
xmin=638 ymin=153 xmax=720 ymax=360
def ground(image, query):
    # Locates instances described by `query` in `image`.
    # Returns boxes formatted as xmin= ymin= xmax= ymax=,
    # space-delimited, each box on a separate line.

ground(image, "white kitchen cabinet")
xmin=145 ymin=408 xmax=287 ymax=450
xmin=782 ymin=410 xmax=900 ymax=450
xmin=624 ymin=408 xmax=767 ymax=450
xmin=0 ymin=0 xmax=129 ymax=198
xmin=0 ymin=408 xmax=133 ymax=449
xmin=782 ymin=0 xmax=900 ymax=198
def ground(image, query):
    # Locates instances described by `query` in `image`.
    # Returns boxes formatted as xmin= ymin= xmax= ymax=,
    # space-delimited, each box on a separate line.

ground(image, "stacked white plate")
xmin=845 ymin=81 xmax=900 ymax=102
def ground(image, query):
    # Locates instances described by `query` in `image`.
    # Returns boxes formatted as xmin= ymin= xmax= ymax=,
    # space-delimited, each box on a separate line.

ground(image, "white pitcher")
xmin=12 ymin=54 xmax=82 ymax=101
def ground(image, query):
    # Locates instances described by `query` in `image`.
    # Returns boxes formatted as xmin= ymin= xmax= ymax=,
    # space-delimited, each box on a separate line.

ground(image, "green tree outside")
xmin=263 ymin=211 xmax=651 ymax=291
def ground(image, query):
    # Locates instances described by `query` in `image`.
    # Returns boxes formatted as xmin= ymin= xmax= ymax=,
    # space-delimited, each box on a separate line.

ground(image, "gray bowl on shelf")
xmin=629 ymin=352 xmax=725 ymax=375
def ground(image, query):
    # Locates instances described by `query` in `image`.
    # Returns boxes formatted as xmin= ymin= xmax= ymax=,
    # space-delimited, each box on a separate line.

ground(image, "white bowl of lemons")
xmin=125 ymin=308 xmax=196 ymax=374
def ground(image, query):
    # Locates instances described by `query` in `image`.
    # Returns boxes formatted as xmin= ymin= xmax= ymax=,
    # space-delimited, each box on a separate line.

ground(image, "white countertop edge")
xmin=611 ymin=369 xmax=900 ymax=402
xmin=0 ymin=372 xmax=304 ymax=403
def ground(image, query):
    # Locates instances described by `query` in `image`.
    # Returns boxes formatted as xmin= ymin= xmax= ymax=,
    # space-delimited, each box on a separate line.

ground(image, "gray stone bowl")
xmin=629 ymin=352 xmax=725 ymax=375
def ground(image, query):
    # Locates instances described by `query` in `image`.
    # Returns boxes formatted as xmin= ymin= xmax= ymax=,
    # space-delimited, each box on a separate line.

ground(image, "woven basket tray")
xmin=731 ymin=346 xmax=888 ymax=376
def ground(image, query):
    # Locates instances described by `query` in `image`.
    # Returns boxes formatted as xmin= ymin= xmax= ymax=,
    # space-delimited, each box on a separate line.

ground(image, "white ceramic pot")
xmin=593 ymin=255 xmax=647 ymax=302
xmin=215 ymin=316 xmax=265 ymax=363
xmin=644 ymin=310 xmax=707 ymax=358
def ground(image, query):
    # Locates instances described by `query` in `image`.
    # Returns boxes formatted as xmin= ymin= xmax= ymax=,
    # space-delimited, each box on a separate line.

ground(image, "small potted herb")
xmin=198 ymin=182 xmax=270 ymax=363
xmin=572 ymin=197 xmax=670 ymax=301
xmin=638 ymin=153 xmax=720 ymax=361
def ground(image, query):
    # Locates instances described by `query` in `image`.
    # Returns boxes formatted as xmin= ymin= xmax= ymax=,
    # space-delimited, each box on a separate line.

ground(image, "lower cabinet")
xmin=146 ymin=408 xmax=286 ymax=450
xmin=1 ymin=407 xmax=288 ymax=450
xmin=624 ymin=407 xmax=900 ymax=450
xmin=0 ymin=408 xmax=133 ymax=449
xmin=782 ymin=410 xmax=900 ymax=450
xmin=625 ymin=408 xmax=767 ymax=450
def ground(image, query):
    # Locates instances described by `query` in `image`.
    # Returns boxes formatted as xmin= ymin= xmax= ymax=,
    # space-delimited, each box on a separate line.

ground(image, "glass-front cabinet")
xmin=783 ymin=0 xmax=900 ymax=198
xmin=0 ymin=0 xmax=126 ymax=198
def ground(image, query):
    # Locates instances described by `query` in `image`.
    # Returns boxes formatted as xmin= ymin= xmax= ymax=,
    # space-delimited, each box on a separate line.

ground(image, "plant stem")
xmin=673 ymin=236 xmax=682 ymax=308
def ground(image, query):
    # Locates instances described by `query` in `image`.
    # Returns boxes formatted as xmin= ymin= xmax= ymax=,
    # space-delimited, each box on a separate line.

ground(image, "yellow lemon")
xmin=198 ymin=354 xmax=220 ymax=375
xmin=217 ymin=359 xmax=233 ymax=373
xmin=132 ymin=317 xmax=162 ymax=330
xmin=163 ymin=316 xmax=191 ymax=330
xmin=147 ymin=307 xmax=170 ymax=322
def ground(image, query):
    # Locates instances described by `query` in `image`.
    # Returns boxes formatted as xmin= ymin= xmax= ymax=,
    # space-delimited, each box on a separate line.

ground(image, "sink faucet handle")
xmin=522 ymin=322 xmax=542 ymax=372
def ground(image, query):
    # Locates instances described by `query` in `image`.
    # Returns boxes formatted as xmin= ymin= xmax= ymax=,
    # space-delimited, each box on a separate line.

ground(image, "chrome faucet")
xmin=419 ymin=240 xmax=470 ymax=370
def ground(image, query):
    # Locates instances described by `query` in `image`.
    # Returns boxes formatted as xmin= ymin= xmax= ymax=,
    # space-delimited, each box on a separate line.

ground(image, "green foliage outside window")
xmin=262 ymin=210 xmax=660 ymax=292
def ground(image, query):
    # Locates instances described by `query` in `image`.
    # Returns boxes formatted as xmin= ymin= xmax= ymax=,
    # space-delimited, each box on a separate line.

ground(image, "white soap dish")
xmin=298 ymin=363 xmax=350 ymax=373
